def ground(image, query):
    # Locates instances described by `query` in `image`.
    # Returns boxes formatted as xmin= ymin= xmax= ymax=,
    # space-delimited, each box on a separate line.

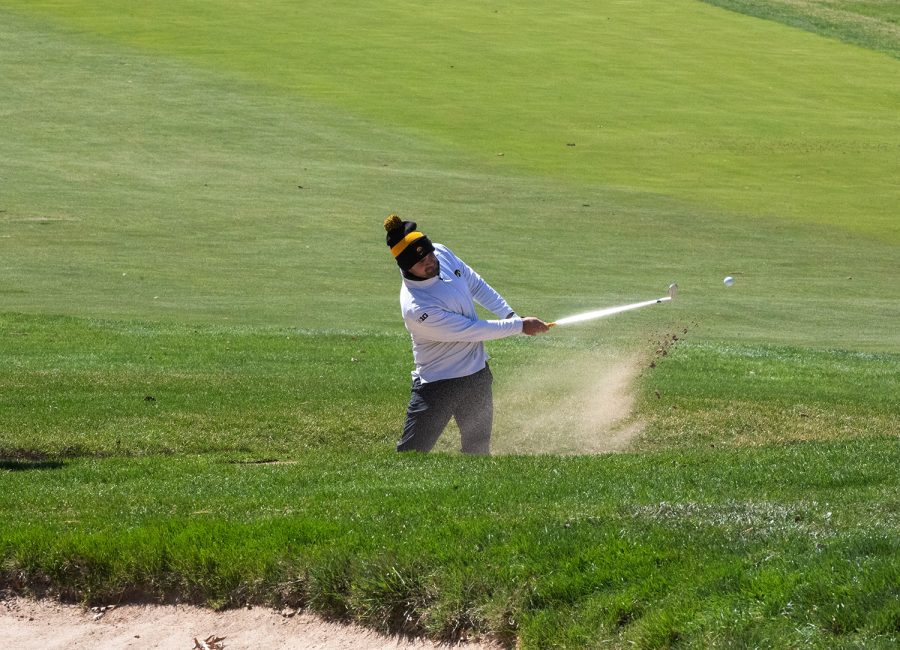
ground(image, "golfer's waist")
xmin=411 ymin=352 xmax=488 ymax=384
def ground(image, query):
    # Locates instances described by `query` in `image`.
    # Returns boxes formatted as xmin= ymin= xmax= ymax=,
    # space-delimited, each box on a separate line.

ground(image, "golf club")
xmin=548 ymin=283 xmax=677 ymax=328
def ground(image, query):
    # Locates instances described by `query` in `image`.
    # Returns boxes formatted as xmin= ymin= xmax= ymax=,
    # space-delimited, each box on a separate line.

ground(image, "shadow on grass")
xmin=0 ymin=459 xmax=66 ymax=471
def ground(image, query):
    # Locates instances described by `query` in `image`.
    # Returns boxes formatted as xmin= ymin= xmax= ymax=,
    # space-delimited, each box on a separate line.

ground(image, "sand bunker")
xmin=0 ymin=596 xmax=497 ymax=650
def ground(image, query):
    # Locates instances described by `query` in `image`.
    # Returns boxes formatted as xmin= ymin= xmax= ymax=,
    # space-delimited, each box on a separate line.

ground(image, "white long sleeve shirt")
xmin=400 ymin=244 xmax=524 ymax=383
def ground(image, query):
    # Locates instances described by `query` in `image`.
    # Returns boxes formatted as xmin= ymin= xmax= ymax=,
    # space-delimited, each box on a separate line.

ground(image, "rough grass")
xmin=700 ymin=0 xmax=900 ymax=58
xmin=2 ymin=313 xmax=897 ymax=648
xmin=637 ymin=342 xmax=900 ymax=451
xmin=2 ymin=440 xmax=899 ymax=647
xmin=0 ymin=313 xmax=407 ymax=458
xmin=4 ymin=314 xmax=895 ymax=461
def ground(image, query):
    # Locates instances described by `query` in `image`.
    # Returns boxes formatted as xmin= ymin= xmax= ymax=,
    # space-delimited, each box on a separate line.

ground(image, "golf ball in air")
xmin=723 ymin=276 xmax=735 ymax=287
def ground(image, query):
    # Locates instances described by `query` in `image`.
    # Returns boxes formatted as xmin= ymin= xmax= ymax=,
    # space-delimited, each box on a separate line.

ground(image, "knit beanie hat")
xmin=384 ymin=214 xmax=435 ymax=271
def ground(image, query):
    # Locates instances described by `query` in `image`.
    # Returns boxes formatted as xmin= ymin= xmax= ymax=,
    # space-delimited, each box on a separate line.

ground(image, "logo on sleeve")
xmin=418 ymin=312 xmax=429 ymax=322
xmin=454 ymin=269 xmax=461 ymax=278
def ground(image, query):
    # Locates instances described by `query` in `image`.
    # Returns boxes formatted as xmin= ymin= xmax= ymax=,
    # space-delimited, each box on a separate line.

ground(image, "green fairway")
xmin=3 ymin=3 xmax=899 ymax=341
xmin=3 ymin=0 xmax=898 ymax=244
xmin=1 ymin=0 xmax=898 ymax=647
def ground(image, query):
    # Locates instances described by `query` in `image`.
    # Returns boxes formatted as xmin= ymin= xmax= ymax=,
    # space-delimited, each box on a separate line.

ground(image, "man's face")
xmin=408 ymin=252 xmax=439 ymax=279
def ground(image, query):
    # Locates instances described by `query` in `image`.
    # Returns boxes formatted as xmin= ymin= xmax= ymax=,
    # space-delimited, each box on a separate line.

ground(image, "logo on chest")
xmin=454 ymin=269 xmax=461 ymax=278
xmin=418 ymin=312 xmax=429 ymax=322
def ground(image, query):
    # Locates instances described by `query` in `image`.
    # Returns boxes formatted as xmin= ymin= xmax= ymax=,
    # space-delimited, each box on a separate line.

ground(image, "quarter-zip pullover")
xmin=400 ymin=244 xmax=523 ymax=383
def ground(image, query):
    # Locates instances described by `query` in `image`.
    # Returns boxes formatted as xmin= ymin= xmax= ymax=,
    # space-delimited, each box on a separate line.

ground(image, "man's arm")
xmin=405 ymin=307 xmax=523 ymax=343
xmin=462 ymin=264 xmax=547 ymax=334
xmin=405 ymin=308 xmax=549 ymax=341
xmin=459 ymin=261 xmax=517 ymax=318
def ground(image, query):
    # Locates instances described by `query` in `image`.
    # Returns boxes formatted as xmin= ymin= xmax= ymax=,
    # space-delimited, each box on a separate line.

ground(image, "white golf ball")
xmin=723 ymin=276 xmax=735 ymax=287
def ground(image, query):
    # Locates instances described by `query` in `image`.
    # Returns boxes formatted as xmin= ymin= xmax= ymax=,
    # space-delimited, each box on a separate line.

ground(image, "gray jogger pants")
xmin=397 ymin=365 xmax=493 ymax=455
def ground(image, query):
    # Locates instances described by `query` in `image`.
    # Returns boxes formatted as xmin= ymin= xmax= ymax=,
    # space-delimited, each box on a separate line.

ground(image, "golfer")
xmin=384 ymin=214 xmax=549 ymax=454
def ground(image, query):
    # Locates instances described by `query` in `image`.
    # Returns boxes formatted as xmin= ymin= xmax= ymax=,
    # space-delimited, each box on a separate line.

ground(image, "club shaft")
xmin=551 ymin=296 xmax=670 ymax=327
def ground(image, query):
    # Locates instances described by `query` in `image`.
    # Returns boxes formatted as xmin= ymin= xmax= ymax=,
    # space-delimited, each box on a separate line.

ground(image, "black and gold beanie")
xmin=384 ymin=214 xmax=435 ymax=271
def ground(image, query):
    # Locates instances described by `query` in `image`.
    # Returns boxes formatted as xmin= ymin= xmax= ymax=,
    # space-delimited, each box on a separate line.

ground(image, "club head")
xmin=667 ymin=283 xmax=678 ymax=300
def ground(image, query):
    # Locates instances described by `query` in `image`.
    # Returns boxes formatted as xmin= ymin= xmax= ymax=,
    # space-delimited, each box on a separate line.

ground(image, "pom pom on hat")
xmin=383 ymin=213 xmax=434 ymax=271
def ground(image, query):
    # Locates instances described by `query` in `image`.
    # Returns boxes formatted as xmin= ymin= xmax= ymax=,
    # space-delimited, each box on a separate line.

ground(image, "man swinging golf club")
xmin=384 ymin=214 xmax=550 ymax=454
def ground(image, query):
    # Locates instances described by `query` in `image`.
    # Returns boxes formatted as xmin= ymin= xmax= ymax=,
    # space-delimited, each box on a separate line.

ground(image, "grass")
xmin=700 ymin=0 xmax=900 ymax=59
xmin=0 ymin=312 xmax=407 ymax=457
xmin=2 ymin=2 xmax=898 ymax=341
xmin=5 ymin=3 xmax=895 ymax=244
xmin=3 ymin=313 xmax=896 ymax=460
xmin=3 ymin=440 xmax=899 ymax=646
xmin=2 ymin=313 xmax=897 ymax=647
xmin=638 ymin=342 xmax=900 ymax=451
xmin=1 ymin=0 xmax=898 ymax=647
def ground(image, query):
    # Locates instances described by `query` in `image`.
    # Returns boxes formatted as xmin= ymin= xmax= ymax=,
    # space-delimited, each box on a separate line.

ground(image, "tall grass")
xmin=2 ymin=440 xmax=898 ymax=646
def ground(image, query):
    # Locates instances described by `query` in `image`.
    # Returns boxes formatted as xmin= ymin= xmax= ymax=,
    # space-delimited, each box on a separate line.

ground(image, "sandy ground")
xmin=0 ymin=596 xmax=499 ymax=650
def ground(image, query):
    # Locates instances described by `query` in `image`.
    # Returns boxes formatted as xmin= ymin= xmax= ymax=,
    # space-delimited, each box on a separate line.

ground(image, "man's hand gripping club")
xmin=521 ymin=317 xmax=551 ymax=336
